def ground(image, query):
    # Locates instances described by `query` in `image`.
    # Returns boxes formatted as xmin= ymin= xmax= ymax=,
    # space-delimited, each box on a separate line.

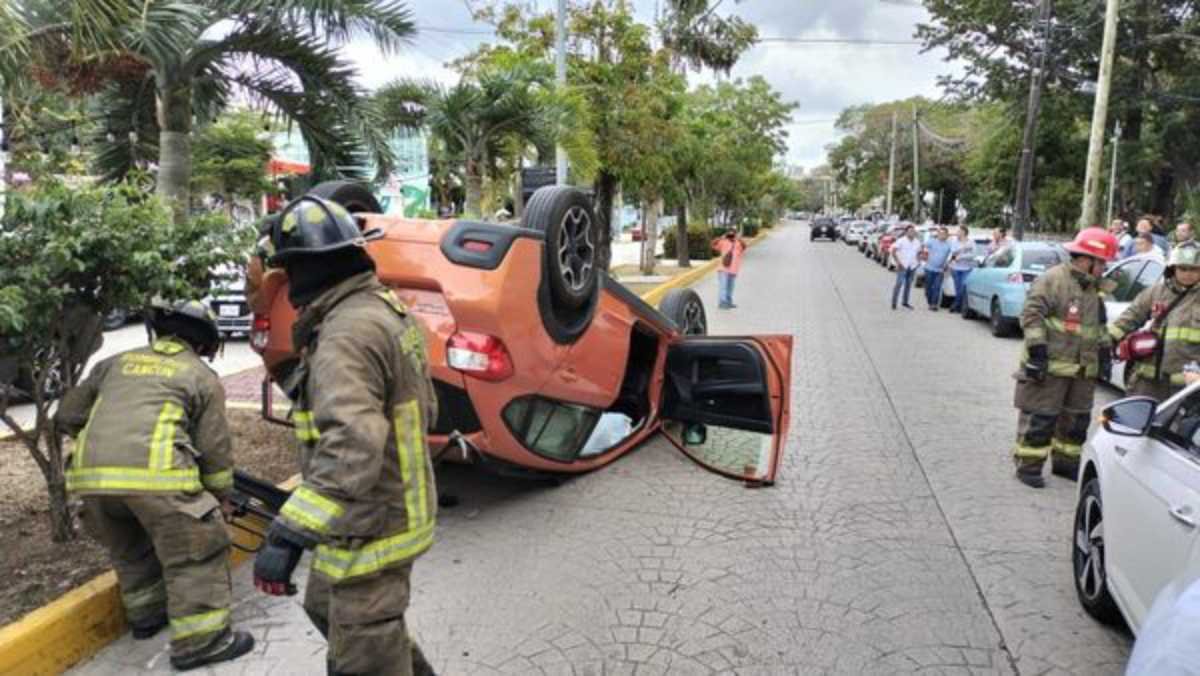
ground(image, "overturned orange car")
xmin=248 ymin=182 xmax=793 ymax=483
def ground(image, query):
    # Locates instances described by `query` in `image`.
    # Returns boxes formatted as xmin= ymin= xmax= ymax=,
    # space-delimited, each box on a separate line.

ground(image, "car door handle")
xmin=1169 ymin=505 xmax=1197 ymax=529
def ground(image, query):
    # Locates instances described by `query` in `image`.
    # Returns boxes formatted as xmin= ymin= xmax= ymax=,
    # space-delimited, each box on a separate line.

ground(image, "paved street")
xmin=72 ymin=221 xmax=1132 ymax=675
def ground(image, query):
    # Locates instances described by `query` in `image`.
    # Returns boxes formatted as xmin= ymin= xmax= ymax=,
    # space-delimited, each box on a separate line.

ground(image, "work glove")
xmin=1099 ymin=346 xmax=1113 ymax=382
xmin=1025 ymin=344 xmax=1049 ymax=383
xmin=253 ymin=521 xmax=309 ymax=596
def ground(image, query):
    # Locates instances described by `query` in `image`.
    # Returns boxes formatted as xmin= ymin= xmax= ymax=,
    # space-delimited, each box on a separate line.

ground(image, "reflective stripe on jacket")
xmin=56 ymin=338 xmax=234 ymax=496
xmin=1020 ymin=263 xmax=1107 ymax=379
xmin=276 ymin=272 xmax=438 ymax=581
xmin=1110 ymin=280 xmax=1200 ymax=385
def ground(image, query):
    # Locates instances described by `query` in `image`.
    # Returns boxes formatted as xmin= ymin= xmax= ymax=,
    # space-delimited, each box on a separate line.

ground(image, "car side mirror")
xmin=683 ymin=423 xmax=707 ymax=446
xmin=1101 ymin=397 xmax=1157 ymax=437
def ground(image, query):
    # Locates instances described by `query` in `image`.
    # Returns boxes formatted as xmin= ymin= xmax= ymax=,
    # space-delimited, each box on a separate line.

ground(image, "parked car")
xmin=206 ymin=265 xmax=252 ymax=338
xmin=843 ymin=221 xmax=868 ymax=246
xmin=248 ymin=182 xmax=794 ymax=483
xmin=961 ymin=242 xmax=1068 ymax=337
xmin=876 ymin=225 xmax=910 ymax=268
xmin=861 ymin=223 xmax=885 ymax=255
xmin=811 ymin=217 xmax=838 ymax=242
xmin=1101 ymin=253 xmax=1167 ymax=390
xmin=1073 ymin=392 xmax=1200 ymax=634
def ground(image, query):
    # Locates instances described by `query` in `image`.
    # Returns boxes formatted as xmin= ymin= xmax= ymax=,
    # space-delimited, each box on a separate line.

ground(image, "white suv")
xmin=1076 ymin=391 xmax=1200 ymax=632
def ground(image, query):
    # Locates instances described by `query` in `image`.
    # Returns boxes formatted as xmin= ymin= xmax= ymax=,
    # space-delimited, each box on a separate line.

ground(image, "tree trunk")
xmin=642 ymin=197 xmax=661 ymax=275
xmin=676 ymin=202 xmax=690 ymax=268
xmin=465 ymin=160 xmax=484 ymax=218
xmin=156 ymin=76 xmax=194 ymax=224
xmin=44 ymin=431 xmax=74 ymax=542
xmin=594 ymin=171 xmax=618 ymax=272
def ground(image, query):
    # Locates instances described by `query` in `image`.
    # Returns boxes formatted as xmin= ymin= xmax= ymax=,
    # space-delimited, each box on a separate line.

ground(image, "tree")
xmin=0 ymin=175 xmax=249 ymax=541
xmin=658 ymin=0 xmax=758 ymax=266
xmin=6 ymin=0 xmax=415 ymax=220
xmin=191 ymin=111 xmax=274 ymax=221
xmin=374 ymin=66 xmax=546 ymax=218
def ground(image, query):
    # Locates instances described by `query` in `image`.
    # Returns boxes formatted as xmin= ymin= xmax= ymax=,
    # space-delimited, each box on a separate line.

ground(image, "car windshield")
xmin=1021 ymin=248 xmax=1062 ymax=272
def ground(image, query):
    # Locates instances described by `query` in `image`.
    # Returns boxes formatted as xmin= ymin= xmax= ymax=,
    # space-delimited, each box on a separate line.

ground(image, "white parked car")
xmin=1074 ymin=392 xmax=1200 ymax=633
xmin=1101 ymin=253 xmax=1167 ymax=390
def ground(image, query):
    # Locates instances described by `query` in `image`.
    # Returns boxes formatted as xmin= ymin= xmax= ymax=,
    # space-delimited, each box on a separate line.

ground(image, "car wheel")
xmin=659 ymin=288 xmax=707 ymax=336
xmin=990 ymin=299 xmax=1011 ymax=337
xmin=524 ymin=187 xmax=599 ymax=311
xmin=962 ymin=296 xmax=977 ymax=319
xmin=102 ymin=309 xmax=128 ymax=331
xmin=1073 ymin=477 xmax=1122 ymax=625
xmin=307 ymin=180 xmax=383 ymax=214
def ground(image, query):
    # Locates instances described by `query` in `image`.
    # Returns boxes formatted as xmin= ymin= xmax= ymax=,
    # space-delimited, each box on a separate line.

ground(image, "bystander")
xmin=923 ymin=227 xmax=953 ymax=311
xmin=948 ymin=226 xmax=978 ymax=314
xmin=891 ymin=225 xmax=921 ymax=310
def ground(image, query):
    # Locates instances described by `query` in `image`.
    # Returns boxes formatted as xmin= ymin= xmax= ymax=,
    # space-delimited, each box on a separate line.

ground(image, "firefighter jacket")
xmin=1109 ymin=279 xmax=1200 ymax=387
xmin=56 ymin=338 xmax=234 ymax=497
xmin=276 ymin=271 xmax=438 ymax=583
xmin=1020 ymin=263 xmax=1109 ymax=379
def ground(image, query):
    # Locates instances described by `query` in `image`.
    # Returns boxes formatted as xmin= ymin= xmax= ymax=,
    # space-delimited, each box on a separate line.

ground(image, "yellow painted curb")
xmin=0 ymin=473 xmax=301 ymax=676
xmin=0 ymin=227 xmax=780 ymax=674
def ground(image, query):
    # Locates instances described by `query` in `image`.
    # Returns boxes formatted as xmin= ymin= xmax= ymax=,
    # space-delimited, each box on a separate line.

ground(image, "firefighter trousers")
xmin=304 ymin=562 xmax=434 ymax=676
xmin=1013 ymin=373 xmax=1095 ymax=469
xmin=80 ymin=492 xmax=233 ymax=658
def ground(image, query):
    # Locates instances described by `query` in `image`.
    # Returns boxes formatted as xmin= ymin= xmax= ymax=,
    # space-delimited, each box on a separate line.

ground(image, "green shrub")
xmin=663 ymin=224 xmax=720 ymax=260
xmin=741 ymin=221 xmax=761 ymax=238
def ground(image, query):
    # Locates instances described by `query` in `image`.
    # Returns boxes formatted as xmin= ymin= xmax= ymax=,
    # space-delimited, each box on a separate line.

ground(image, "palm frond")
xmin=89 ymin=73 xmax=161 ymax=181
xmin=221 ymin=0 xmax=416 ymax=54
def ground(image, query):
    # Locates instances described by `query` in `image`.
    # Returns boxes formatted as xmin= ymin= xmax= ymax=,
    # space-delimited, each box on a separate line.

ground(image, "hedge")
xmin=663 ymin=224 xmax=721 ymax=260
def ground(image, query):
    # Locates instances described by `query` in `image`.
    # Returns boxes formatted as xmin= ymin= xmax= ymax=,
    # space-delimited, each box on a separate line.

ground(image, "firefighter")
xmin=1110 ymin=241 xmax=1200 ymax=401
xmin=56 ymin=301 xmax=253 ymax=671
xmin=1013 ymin=227 xmax=1118 ymax=488
xmin=252 ymin=195 xmax=438 ymax=676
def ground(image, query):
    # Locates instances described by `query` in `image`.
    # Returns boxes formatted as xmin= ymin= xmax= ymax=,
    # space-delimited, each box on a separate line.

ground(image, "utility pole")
xmin=1080 ymin=0 xmax=1120 ymax=229
xmin=0 ymin=92 xmax=5 ymax=219
xmin=886 ymin=111 xmax=897 ymax=217
xmin=1013 ymin=0 xmax=1053 ymax=242
xmin=911 ymin=104 xmax=920 ymax=221
xmin=555 ymin=0 xmax=568 ymax=185
xmin=1106 ymin=120 xmax=1122 ymax=226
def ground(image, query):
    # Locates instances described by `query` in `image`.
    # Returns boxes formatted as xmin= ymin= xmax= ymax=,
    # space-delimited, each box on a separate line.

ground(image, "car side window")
xmin=1106 ymin=261 xmax=1146 ymax=303
xmin=1134 ymin=261 xmax=1165 ymax=297
xmin=1159 ymin=392 xmax=1200 ymax=456
xmin=989 ymin=247 xmax=1014 ymax=268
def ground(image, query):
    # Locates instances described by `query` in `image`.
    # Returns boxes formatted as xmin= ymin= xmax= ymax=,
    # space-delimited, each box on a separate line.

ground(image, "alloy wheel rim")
xmin=1074 ymin=494 xmax=1106 ymax=601
xmin=682 ymin=300 xmax=706 ymax=335
xmin=557 ymin=206 xmax=595 ymax=292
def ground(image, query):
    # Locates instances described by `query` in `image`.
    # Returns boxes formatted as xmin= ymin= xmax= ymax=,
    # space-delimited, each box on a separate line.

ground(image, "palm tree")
xmin=5 ymin=0 xmax=416 ymax=219
xmin=375 ymin=66 xmax=545 ymax=219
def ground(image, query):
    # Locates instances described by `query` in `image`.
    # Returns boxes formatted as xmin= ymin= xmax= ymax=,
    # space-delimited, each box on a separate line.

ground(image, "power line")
xmin=756 ymin=37 xmax=922 ymax=46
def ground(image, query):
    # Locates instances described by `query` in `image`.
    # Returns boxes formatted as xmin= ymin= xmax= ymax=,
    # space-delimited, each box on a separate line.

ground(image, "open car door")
xmin=658 ymin=336 xmax=793 ymax=485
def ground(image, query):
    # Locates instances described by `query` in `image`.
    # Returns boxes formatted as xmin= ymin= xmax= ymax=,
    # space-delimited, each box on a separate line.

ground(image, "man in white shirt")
xmin=891 ymin=224 xmax=922 ymax=310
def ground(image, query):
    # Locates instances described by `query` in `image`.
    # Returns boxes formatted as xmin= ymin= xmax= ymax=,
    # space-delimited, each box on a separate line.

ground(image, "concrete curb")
xmin=0 ymin=224 xmax=779 ymax=675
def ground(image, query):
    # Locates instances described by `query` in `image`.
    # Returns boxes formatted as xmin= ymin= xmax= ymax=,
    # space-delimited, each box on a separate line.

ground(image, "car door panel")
xmin=658 ymin=336 xmax=792 ymax=484
xmin=1106 ymin=423 xmax=1200 ymax=632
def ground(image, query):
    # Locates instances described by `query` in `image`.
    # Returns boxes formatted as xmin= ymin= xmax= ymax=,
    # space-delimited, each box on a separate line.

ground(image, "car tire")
xmin=1073 ymin=477 xmax=1123 ymax=625
xmin=524 ymin=187 xmax=599 ymax=311
xmin=102 ymin=309 xmax=128 ymax=331
xmin=659 ymin=288 xmax=707 ymax=336
xmin=307 ymin=180 xmax=383 ymax=214
xmin=990 ymin=298 xmax=1012 ymax=337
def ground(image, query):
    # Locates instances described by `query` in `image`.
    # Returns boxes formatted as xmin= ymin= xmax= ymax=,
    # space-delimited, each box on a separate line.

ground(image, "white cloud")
xmin=341 ymin=0 xmax=961 ymax=170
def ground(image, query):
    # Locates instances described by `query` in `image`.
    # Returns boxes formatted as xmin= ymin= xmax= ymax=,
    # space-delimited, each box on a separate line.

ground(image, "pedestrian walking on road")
xmin=1109 ymin=242 xmax=1200 ymax=401
xmin=1012 ymin=227 xmax=1117 ymax=489
xmin=948 ymin=226 xmax=978 ymax=314
xmin=891 ymin=224 xmax=921 ymax=310
xmin=56 ymin=301 xmax=254 ymax=671
xmin=923 ymin=226 xmax=953 ymax=311
xmin=253 ymin=196 xmax=439 ymax=676
xmin=712 ymin=227 xmax=747 ymax=309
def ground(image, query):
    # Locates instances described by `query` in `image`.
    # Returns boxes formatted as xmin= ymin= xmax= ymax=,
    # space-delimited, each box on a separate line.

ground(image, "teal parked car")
xmin=962 ymin=242 xmax=1068 ymax=337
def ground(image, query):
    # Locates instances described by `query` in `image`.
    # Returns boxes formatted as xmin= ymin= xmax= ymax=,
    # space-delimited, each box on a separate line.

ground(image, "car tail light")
xmin=1007 ymin=272 xmax=1024 ymax=283
xmin=250 ymin=314 xmax=270 ymax=353
xmin=447 ymin=332 xmax=513 ymax=381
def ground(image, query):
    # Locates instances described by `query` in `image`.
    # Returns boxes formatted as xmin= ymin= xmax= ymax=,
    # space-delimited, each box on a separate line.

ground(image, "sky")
xmin=342 ymin=0 xmax=960 ymax=172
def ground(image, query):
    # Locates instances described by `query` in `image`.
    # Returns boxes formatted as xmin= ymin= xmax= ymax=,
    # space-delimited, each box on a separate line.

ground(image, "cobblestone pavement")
xmin=71 ymin=222 xmax=1131 ymax=675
